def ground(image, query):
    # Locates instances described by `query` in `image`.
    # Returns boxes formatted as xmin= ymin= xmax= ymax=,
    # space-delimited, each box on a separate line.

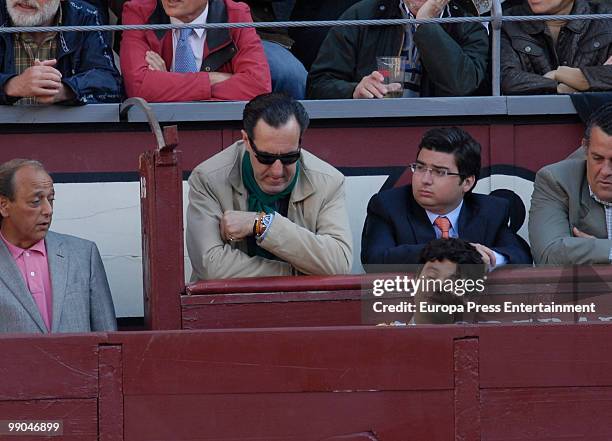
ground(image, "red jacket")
xmin=121 ymin=0 xmax=271 ymax=102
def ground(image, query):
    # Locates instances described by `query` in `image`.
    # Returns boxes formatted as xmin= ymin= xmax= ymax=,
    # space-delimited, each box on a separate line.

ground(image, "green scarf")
xmin=242 ymin=151 xmax=299 ymax=214
xmin=242 ymin=152 xmax=300 ymax=261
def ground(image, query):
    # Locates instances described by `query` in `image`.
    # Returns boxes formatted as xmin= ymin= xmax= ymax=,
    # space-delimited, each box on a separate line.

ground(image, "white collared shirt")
xmin=425 ymin=200 xmax=507 ymax=268
xmin=170 ymin=5 xmax=209 ymax=72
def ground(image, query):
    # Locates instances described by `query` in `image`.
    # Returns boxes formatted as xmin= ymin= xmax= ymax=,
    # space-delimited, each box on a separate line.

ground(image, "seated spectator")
xmin=412 ymin=238 xmax=486 ymax=324
xmin=121 ymin=0 xmax=271 ymax=102
xmin=186 ymin=93 xmax=352 ymax=280
xmin=529 ymin=103 xmax=612 ymax=264
xmin=306 ymin=0 xmax=489 ymax=99
xmin=0 ymin=0 xmax=122 ymax=105
xmin=361 ymin=127 xmax=532 ymax=269
xmin=501 ymin=0 xmax=612 ymax=95
xmin=241 ymin=0 xmax=307 ymax=99
xmin=0 ymin=159 xmax=117 ymax=333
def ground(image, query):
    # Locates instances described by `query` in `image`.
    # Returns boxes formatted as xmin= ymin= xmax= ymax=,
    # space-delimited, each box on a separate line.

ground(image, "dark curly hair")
xmin=419 ymin=238 xmax=486 ymax=280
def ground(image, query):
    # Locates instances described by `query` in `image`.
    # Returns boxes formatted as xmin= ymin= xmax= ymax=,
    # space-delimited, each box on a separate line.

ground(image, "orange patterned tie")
xmin=434 ymin=216 xmax=451 ymax=239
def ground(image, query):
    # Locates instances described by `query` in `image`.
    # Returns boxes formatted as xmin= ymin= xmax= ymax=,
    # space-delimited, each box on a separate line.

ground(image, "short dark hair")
xmin=419 ymin=238 xmax=486 ymax=280
xmin=0 ymin=158 xmax=46 ymax=201
xmin=243 ymin=93 xmax=310 ymax=140
xmin=585 ymin=103 xmax=612 ymax=146
xmin=417 ymin=127 xmax=482 ymax=183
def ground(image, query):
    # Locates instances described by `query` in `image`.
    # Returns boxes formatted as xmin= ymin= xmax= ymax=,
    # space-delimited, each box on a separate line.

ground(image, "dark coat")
xmin=289 ymin=0 xmax=361 ymax=70
xmin=241 ymin=0 xmax=294 ymax=47
xmin=361 ymin=185 xmax=533 ymax=267
xmin=501 ymin=0 xmax=612 ymax=94
xmin=306 ymin=0 xmax=489 ymax=99
xmin=0 ymin=0 xmax=122 ymax=104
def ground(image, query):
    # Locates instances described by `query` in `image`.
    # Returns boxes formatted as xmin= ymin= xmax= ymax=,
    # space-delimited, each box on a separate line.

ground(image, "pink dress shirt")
xmin=1 ymin=232 xmax=53 ymax=331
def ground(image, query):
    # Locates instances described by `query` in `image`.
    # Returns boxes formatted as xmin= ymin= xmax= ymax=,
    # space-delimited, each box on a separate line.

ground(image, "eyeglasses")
xmin=409 ymin=163 xmax=463 ymax=178
xmin=249 ymin=138 xmax=301 ymax=165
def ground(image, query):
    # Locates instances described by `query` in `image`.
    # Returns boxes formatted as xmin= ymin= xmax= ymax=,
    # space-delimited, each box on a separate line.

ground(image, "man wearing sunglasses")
xmin=361 ymin=127 xmax=532 ymax=270
xmin=186 ymin=92 xmax=353 ymax=280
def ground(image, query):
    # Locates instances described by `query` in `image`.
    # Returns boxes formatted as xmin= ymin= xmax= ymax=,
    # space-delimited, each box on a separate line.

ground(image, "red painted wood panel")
xmin=479 ymin=324 xmax=612 ymax=388
xmin=0 ymin=335 xmax=100 ymax=400
xmin=99 ymin=345 xmax=124 ymax=441
xmin=0 ymin=325 xmax=612 ymax=439
xmin=489 ymin=125 xmax=515 ymax=168
xmin=140 ymin=147 xmax=184 ymax=330
xmin=124 ymin=391 xmax=453 ymax=441
xmin=0 ymin=122 xmax=583 ymax=177
xmin=454 ymin=339 xmax=480 ymax=441
xmin=182 ymin=298 xmax=365 ymax=329
xmin=0 ymin=130 xmax=222 ymax=173
xmin=0 ymin=398 xmax=98 ymax=441
xmin=513 ymin=123 xmax=583 ymax=173
xmin=302 ymin=125 xmax=492 ymax=169
xmin=118 ymin=328 xmax=461 ymax=396
xmin=481 ymin=387 xmax=612 ymax=441
xmin=182 ymin=267 xmax=612 ymax=328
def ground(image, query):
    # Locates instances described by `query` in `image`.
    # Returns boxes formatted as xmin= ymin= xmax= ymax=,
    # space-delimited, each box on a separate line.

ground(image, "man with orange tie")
xmin=361 ymin=127 xmax=532 ymax=271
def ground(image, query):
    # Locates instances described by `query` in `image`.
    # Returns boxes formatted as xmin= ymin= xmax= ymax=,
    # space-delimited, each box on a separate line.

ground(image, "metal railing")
xmin=2 ymin=5 xmax=612 ymax=98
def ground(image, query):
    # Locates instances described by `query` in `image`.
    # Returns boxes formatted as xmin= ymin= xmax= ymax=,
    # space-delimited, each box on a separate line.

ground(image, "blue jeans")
xmin=262 ymin=40 xmax=307 ymax=100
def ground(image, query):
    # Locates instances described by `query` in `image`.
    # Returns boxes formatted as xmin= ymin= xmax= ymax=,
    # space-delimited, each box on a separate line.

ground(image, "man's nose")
xmin=603 ymin=160 xmax=612 ymax=176
xmin=269 ymin=160 xmax=284 ymax=176
xmin=41 ymin=199 xmax=53 ymax=216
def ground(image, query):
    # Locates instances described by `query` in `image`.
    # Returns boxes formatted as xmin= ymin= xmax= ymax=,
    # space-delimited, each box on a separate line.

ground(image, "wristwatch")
xmin=254 ymin=212 xmax=274 ymax=239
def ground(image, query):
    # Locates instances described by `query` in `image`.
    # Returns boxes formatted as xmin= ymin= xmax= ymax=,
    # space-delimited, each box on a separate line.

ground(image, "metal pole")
xmin=491 ymin=0 xmax=503 ymax=96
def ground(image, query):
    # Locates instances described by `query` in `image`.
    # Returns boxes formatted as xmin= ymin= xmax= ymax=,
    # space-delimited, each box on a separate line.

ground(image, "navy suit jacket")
xmin=361 ymin=185 xmax=532 ymax=267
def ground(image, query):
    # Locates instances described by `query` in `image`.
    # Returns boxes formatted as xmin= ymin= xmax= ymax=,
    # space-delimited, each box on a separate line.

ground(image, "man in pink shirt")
xmin=0 ymin=159 xmax=116 ymax=333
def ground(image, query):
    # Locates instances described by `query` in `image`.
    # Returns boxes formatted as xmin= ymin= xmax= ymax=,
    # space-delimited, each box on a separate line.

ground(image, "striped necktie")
xmin=174 ymin=28 xmax=197 ymax=73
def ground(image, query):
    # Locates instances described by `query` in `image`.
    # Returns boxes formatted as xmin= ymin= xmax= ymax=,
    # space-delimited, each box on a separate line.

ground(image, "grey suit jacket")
xmin=0 ymin=231 xmax=117 ymax=333
xmin=529 ymin=158 xmax=612 ymax=264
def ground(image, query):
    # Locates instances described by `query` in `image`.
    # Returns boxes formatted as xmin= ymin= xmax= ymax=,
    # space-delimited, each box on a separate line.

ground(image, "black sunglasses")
xmin=249 ymin=137 xmax=301 ymax=165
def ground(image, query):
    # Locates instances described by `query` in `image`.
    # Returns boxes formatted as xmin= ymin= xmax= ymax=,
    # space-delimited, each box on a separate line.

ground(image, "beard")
xmin=7 ymin=0 xmax=60 ymax=27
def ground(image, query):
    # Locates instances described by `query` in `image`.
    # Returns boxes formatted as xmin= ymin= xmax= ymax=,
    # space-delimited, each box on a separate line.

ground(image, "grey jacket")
xmin=529 ymin=157 xmax=612 ymax=264
xmin=0 ymin=231 xmax=117 ymax=333
xmin=186 ymin=140 xmax=353 ymax=280
xmin=501 ymin=0 xmax=612 ymax=94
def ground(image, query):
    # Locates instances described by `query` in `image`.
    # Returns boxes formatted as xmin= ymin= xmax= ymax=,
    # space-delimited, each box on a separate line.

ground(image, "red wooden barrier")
xmin=128 ymin=98 xmax=185 ymax=330
xmin=2 ymin=324 xmax=612 ymax=440
xmin=183 ymin=266 xmax=612 ymax=329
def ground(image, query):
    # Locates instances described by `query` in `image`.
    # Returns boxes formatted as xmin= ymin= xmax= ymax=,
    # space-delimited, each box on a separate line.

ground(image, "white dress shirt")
xmin=170 ymin=5 xmax=208 ymax=71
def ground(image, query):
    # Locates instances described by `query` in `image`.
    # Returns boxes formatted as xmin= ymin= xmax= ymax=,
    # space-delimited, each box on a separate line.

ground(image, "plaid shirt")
xmin=13 ymin=7 xmax=62 ymax=105
xmin=589 ymin=186 xmax=612 ymax=261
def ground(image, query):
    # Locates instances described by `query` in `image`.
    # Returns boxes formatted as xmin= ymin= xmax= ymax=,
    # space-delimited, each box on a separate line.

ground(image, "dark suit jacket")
xmin=361 ymin=185 xmax=532 ymax=267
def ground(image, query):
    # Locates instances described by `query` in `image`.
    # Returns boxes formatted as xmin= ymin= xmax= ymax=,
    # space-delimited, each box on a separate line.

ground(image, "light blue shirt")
xmin=425 ymin=201 xmax=507 ymax=269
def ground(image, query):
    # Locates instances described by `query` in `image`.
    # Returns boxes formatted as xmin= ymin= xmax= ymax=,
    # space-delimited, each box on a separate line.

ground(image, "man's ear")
xmin=0 ymin=196 xmax=9 ymax=218
xmin=462 ymin=175 xmax=476 ymax=193
xmin=241 ymin=130 xmax=250 ymax=148
xmin=582 ymin=138 xmax=588 ymax=151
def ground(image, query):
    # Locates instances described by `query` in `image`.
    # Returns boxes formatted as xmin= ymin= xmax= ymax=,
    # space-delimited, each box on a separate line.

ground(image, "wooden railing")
xmin=2 ymin=324 xmax=612 ymax=440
